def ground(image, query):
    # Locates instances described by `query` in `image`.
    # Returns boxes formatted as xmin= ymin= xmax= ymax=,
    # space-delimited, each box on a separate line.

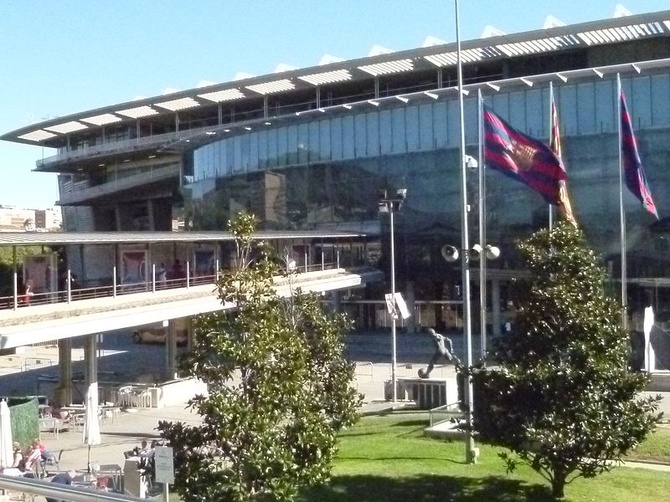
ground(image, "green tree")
xmin=158 ymin=212 xmax=360 ymax=502
xmin=472 ymin=222 xmax=662 ymax=499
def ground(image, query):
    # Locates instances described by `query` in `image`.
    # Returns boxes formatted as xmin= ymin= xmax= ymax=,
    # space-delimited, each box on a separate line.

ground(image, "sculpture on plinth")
xmin=418 ymin=328 xmax=460 ymax=378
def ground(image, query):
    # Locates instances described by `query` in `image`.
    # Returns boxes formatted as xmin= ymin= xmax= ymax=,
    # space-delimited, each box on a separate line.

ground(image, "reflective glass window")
xmin=249 ymin=132 xmax=258 ymax=171
xmin=594 ymin=79 xmax=615 ymax=133
xmin=240 ymin=135 xmax=250 ymax=172
xmin=258 ymin=129 xmax=268 ymax=169
xmin=214 ymin=144 xmax=221 ymax=176
xmin=226 ymin=141 xmax=235 ymax=174
xmin=233 ymin=136 xmax=242 ymax=172
xmin=445 ymin=100 xmax=458 ymax=148
xmin=331 ymin=117 xmax=343 ymax=160
xmin=434 ymin=102 xmax=448 ymax=148
xmin=298 ymin=123 xmax=309 ymax=163
xmin=405 ymin=105 xmax=419 ymax=152
xmin=286 ymin=125 xmax=299 ymax=165
xmin=319 ymin=120 xmax=331 ymax=161
xmin=509 ymin=91 xmax=527 ymax=131
xmin=463 ymin=97 xmax=479 ymax=144
xmin=267 ymin=129 xmax=278 ymax=168
xmin=524 ymin=89 xmax=544 ymax=138
xmin=576 ymin=82 xmax=596 ymax=135
xmin=559 ymin=85 xmax=577 ymax=135
xmin=380 ymin=110 xmax=393 ymax=156
xmin=650 ymin=74 xmax=670 ymax=126
xmin=272 ymin=127 xmax=288 ymax=166
xmin=391 ymin=108 xmax=406 ymax=154
xmin=354 ymin=114 xmax=367 ymax=157
xmin=342 ymin=116 xmax=355 ymax=159
xmin=631 ymin=75 xmax=652 ymax=128
xmin=418 ymin=104 xmax=433 ymax=151
xmin=309 ymin=122 xmax=319 ymax=162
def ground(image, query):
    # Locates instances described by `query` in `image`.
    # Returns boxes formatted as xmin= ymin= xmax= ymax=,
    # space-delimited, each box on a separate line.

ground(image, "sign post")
xmin=154 ymin=446 xmax=174 ymax=502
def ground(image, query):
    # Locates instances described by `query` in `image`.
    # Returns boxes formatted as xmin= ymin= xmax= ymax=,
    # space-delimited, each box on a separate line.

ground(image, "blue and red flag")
xmin=620 ymin=91 xmax=659 ymax=219
xmin=484 ymin=106 xmax=567 ymax=206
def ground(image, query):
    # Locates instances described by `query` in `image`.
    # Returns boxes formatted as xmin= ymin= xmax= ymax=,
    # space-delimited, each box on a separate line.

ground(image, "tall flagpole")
xmin=617 ymin=73 xmax=628 ymax=330
xmin=548 ymin=82 xmax=555 ymax=230
xmin=477 ymin=89 xmax=487 ymax=362
xmin=455 ymin=0 xmax=477 ymax=464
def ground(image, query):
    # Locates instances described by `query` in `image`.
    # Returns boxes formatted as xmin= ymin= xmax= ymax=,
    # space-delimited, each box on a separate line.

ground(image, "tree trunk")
xmin=551 ymin=468 xmax=567 ymax=499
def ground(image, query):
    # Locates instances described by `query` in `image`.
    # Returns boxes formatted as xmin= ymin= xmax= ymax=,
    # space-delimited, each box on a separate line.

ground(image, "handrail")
xmin=0 ymin=474 xmax=143 ymax=502
xmin=428 ymin=401 xmax=464 ymax=427
xmin=0 ymin=261 xmax=349 ymax=313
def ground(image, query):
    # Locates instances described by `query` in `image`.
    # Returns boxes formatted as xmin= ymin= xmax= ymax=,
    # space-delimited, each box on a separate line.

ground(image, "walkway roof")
xmin=0 ymin=230 xmax=368 ymax=246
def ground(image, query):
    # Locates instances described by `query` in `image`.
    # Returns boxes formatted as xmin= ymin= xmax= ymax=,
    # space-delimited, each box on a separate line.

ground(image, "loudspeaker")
xmin=441 ymin=245 xmax=459 ymax=262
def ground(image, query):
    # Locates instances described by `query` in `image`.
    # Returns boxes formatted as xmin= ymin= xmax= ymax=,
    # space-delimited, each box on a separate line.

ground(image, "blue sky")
xmin=1 ymin=1 xmax=667 ymax=209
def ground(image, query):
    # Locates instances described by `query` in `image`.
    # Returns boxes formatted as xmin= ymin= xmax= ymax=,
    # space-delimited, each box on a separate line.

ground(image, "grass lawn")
xmin=300 ymin=413 xmax=670 ymax=502
xmin=625 ymin=425 xmax=670 ymax=463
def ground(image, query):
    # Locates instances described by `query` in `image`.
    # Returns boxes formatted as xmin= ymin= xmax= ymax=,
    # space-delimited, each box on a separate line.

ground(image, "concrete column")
xmin=491 ymin=278 xmax=501 ymax=337
xmin=330 ymin=291 xmax=341 ymax=313
xmin=186 ymin=316 xmax=194 ymax=351
xmin=54 ymin=338 xmax=73 ymax=406
xmin=166 ymin=320 xmax=177 ymax=380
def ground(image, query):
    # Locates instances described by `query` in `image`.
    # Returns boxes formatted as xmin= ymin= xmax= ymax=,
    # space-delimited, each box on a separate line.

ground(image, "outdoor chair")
xmin=40 ymin=450 xmax=63 ymax=476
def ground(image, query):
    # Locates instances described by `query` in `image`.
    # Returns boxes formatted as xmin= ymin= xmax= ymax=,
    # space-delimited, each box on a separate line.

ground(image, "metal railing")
xmin=1 ymin=260 xmax=346 ymax=312
xmin=428 ymin=401 xmax=465 ymax=427
xmin=0 ymin=474 xmax=144 ymax=502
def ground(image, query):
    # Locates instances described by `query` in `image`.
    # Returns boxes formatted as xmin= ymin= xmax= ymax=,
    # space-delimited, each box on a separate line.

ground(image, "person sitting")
xmin=132 ymin=439 xmax=149 ymax=458
xmin=11 ymin=442 xmax=23 ymax=468
xmin=45 ymin=470 xmax=73 ymax=502
xmin=19 ymin=442 xmax=43 ymax=477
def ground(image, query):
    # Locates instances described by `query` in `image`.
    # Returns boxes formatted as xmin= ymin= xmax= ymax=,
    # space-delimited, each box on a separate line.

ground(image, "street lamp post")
xmin=378 ymin=188 xmax=407 ymax=404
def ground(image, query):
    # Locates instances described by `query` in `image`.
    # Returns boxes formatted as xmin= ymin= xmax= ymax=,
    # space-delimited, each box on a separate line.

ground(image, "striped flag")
xmin=620 ymin=91 xmax=659 ymax=219
xmin=549 ymin=94 xmax=577 ymax=227
xmin=484 ymin=106 xmax=567 ymax=205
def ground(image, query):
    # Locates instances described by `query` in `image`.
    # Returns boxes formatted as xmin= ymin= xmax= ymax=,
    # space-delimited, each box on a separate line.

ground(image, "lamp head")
xmin=471 ymin=244 xmax=501 ymax=261
xmin=441 ymin=245 xmax=459 ymax=263
xmin=470 ymin=243 xmax=483 ymax=261
xmin=485 ymin=245 xmax=501 ymax=260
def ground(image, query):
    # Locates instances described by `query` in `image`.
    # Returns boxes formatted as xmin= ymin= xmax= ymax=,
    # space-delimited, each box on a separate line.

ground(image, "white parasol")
xmin=82 ymin=382 xmax=101 ymax=472
xmin=643 ymin=306 xmax=655 ymax=372
xmin=0 ymin=400 xmax=12 ymax=468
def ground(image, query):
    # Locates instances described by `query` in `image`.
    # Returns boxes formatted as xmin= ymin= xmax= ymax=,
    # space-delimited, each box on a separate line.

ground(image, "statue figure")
xmin=418 ymin=328 xmax=460 ymax=378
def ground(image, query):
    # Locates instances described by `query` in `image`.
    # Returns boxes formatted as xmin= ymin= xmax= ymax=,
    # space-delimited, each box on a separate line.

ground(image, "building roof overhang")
xmin=3 ymin=9 xmax=669 ymax=148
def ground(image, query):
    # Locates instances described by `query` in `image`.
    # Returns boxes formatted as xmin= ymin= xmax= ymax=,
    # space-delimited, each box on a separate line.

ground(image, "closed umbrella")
xmin=643 ymin=306 xmax=655 ymax=372
xmin=0 ymin=400 xmax=12 ymax=468
xmin=82 ymin=383 xmax=101 ymax=473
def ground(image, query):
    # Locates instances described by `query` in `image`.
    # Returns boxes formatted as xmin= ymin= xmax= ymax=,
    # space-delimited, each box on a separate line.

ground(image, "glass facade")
xmin=188 ymin=72 xmax=670 ymax=307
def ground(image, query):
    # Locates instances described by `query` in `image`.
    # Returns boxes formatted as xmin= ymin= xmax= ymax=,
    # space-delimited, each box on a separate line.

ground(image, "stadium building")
xmin=3 ymin=9 xmax=670 ymax=339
